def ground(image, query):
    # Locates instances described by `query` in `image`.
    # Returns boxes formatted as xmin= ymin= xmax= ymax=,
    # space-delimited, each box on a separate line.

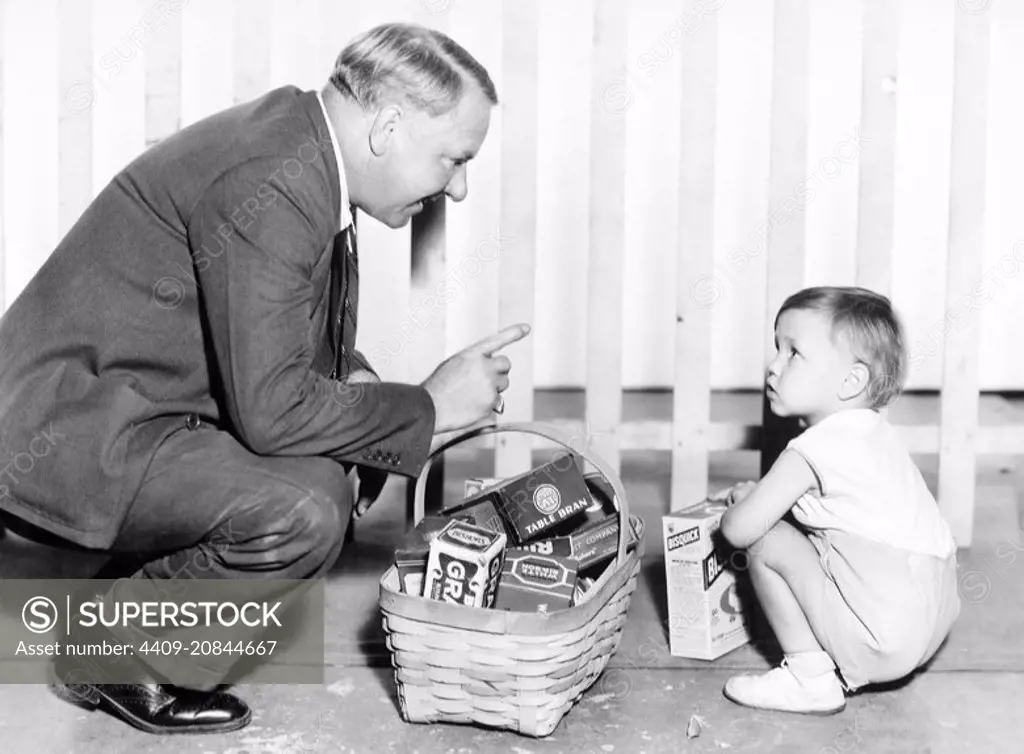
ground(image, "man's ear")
xmin=839 ymin=362 xmax=870 ymax=402
xmin=369 ymin=104 xmax=402 ymax=156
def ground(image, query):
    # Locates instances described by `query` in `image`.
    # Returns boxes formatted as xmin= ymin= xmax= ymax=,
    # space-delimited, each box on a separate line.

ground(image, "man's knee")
xmin=221 ymin=460 xmax=352 ymax=577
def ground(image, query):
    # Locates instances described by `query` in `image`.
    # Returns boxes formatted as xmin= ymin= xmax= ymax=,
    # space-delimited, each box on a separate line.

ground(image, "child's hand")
xmin=727 ymin=481 xmax=757 ymax=507
xmin=709 ymin=481 xmax=757 ymax=507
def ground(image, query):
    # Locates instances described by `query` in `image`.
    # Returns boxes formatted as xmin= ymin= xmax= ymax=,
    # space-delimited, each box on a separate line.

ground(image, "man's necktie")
xmin=329 ymin=220 xmax=359 ymax=380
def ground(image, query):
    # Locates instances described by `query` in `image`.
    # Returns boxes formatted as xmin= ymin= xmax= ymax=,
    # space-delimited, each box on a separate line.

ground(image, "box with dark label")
xmin=394 ymin=515 xmax=455 ymax=596
xmin=422 ymin=520 xmax=506 ymax=608
xmin=570 ymin=514 xmax=645 ymax=571
xmin=442 ymin=491 xmax=510 ymax=538
xmin=494 ymin=548 xmax=578 ymax=613
xmin=492 ymin=454 xmax=594 ymax=543
xmin=519 ymin=534 xmax=574 ymax=559
xmin=571 ymin=473 xmax=619 ymax=530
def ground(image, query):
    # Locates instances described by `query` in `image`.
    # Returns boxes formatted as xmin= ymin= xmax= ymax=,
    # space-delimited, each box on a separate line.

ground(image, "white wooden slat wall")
xmin=494 ymin=0 xmax=538 ymax=478
xmin=939 ymin=6 xmax=990 ymax=547
xmin=1 ymin=0 xmax=1023 ymax=544
xmin=671 ymin=0 xmax=719 ymax=512
xmin=3 ymin=0 xmax=1023 ymax=391
xmin=586 ymin=0 xmax=629 ymax=472
xmin=0 ymin=0 xmax=6 ymax=313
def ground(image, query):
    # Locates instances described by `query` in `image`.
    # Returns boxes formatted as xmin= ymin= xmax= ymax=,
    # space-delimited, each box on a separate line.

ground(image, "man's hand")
xmin=353 ymin=466 xmax=388 ymax=518
xmin=345 ymin=369 xmax=378 ymax=384
xmin=421 ymin=323 xmax=531 ymax=434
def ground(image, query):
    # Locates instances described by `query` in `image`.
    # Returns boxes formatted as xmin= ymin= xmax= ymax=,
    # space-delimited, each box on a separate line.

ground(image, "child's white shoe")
xmin=723 ymin=653 xmax=846 ymax=715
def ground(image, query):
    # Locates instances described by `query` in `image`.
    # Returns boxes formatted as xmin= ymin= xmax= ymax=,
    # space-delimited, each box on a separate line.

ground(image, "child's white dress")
xmin=785 ymin=408 xmax=961 ymax=690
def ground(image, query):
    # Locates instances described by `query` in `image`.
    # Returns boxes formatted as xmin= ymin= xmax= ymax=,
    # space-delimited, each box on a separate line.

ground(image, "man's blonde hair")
xmin=329 ymin=23 xmax=497 ymax=116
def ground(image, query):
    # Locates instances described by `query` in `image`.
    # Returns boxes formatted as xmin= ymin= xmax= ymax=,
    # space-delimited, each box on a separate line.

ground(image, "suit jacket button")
xmin=185 ymin=414 xmax=200 ymax=431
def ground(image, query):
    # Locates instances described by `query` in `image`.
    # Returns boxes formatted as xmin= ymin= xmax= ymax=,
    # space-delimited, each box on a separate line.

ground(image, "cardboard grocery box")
xmin=464 ymin=477 xmax=503 ymax=498
xmin=422 ymin=520 xmax=506 ymax=608
xmin=570 ymin=514 xmax=645 ymax=571
xmin=519 ymin=534 xmax=574 ymax=559
xmin=394 ymin=515 xmax=455 ymax=596
xmin=492 ymin=454 xmax=594 ymax=543
xmin=443 ymin=491 xmax=510 ymax=538
xmin=577 ymin=473 xmax=619 ymax=528
xmin=494 ymin=548 xmax=578 ymax=613
xmin=663 ymin=500 xmax=752 ymax=660
xmin=572 ymin=576 xmax=597 ymax=606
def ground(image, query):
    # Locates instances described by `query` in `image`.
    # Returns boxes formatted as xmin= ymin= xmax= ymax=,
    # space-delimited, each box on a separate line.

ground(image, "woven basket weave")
xmin=378 ymin=422 xmax=644 ymax=737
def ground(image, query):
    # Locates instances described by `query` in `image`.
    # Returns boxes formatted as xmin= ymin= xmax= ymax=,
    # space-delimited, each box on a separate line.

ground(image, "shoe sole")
xmin=722 ymin=687 xmax=846 ymax=716
xmin=48 ymin=668 xmax=252 ymax=735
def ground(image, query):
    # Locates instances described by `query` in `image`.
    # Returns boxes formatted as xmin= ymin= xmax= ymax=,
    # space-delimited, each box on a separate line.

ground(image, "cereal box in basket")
xmin=464 ymin=477 xmax=503 ymax=498
xmin=663 ymin=500 xmax=752 ymax=660
xmin=492 ymin=454 xmax=594 ymax=543
xmin=576 ymin=472 xmax=619 ymax=528
xmin=494 ymin=548 xmax=578 ymax=613
xmin=394 ymin=515 xmax=455 ymax=596
xmin=571 ymin=514 xmax=645 ymax=572
xmin=442 ymin=490 xmax=510 ymax=538
xmin=422 ymin=520 xmax=506 ymax=608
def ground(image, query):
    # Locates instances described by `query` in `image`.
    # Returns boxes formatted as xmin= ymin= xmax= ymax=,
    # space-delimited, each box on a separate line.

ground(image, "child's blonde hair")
xmin=776 ymin=286 xmax=906 ymax=409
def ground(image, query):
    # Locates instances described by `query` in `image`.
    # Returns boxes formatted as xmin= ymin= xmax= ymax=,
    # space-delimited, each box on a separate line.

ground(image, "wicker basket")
xmin=378 ymin=422 xmax=645 ymax=737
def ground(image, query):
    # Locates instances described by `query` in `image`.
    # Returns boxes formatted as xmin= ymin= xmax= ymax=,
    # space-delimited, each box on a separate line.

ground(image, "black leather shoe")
xmin=49 ymin=661 xmax=252 ymax=735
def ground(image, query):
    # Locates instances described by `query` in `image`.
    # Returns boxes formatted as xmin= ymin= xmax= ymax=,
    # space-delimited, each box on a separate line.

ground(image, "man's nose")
xmin=445 ymin=166 xmax=468 ymax=203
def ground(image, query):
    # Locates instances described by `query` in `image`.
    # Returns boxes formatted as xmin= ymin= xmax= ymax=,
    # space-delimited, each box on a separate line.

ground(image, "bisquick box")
xmin=663 ymin=500 xmax=753 ymax=660
xmin=494 ymin=548 xmax=578 ymax=613
xmin=443 ymin=491 xmax=510 ymax=538
xmin=491 ymin=454 xmax=594 ymax=543
xmin=423 ymin=520 xmax=506 ymax=608
xmin=394 ymin=515 xmax=455 ymax=596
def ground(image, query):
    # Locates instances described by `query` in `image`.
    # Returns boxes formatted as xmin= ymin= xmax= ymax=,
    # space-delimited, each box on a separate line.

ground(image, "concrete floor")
xmin=1 ymin=391 xmax=1022 ymax=753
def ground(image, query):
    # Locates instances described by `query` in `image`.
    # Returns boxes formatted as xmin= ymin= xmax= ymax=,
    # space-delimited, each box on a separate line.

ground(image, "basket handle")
xmin=413 ymin=422 xmax=631 ymax=565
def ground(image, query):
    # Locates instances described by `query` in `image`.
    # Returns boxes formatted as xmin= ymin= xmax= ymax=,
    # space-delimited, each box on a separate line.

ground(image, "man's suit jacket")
xmin=0 ymin=86 xmax=436 ymax=549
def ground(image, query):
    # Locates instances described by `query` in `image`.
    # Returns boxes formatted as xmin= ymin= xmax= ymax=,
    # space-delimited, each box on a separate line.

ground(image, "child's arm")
xmin=720 ymin=449 xmax=819 ymax=549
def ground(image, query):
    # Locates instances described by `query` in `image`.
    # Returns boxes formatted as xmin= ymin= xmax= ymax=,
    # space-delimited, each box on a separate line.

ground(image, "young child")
xmin=717 ymin=286 xmax=960 ymax=715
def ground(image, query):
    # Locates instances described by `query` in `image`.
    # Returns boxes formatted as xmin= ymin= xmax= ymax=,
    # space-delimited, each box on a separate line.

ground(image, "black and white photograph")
xmin=0 ymin=0 xmax=1021 ymax=751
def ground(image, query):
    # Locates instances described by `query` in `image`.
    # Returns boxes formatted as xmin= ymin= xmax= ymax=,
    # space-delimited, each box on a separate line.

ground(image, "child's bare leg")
xmin=746 ymin=519 xmax=832 ymax=654
xmin=723 ymin=520 xmax=846 ymax=714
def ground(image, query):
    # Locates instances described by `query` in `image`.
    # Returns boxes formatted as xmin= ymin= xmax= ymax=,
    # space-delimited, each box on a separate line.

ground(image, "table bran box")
xmin=492 ymin=454 xmax=594 ymax=543
xmin=494 ymin=548 xmax=578 ymax=613
xmin=422 ymin=520 xmax=506 ymax=608
xmin=394 ymin=515 xmax=456 ymax=596
xmin=663 ymin=500 xmax=753 ymax=660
